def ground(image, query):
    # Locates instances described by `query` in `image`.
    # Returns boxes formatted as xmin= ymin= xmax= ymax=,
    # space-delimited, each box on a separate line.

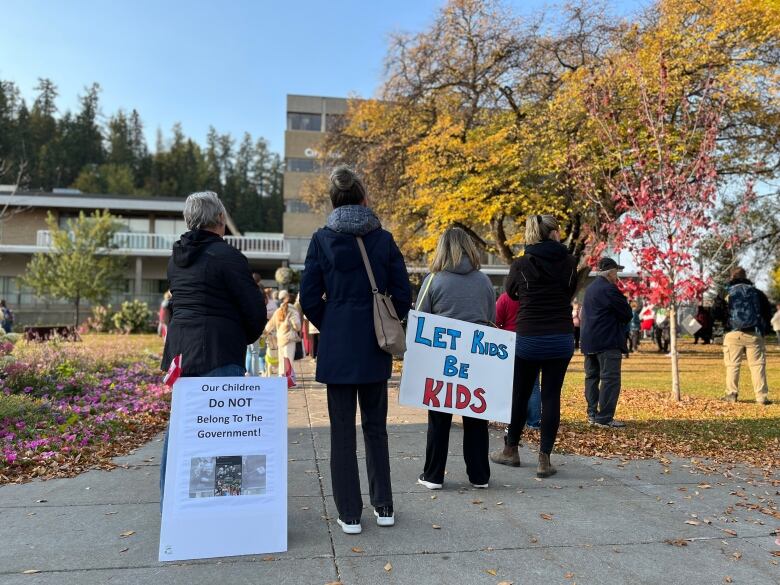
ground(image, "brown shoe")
xmin=537 ymin=452 xmax=557 ymax=478
xmin=490 ymin=446 xmax=520 ymax=467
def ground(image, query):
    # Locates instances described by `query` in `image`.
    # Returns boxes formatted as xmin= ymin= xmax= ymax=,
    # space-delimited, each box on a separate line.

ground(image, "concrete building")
xmin=0 ymin=189 xmax=289 ymax=325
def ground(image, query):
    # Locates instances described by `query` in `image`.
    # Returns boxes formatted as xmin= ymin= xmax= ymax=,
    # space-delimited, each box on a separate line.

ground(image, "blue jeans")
xmin=526 ymin=376 xmax=541 ymax=428
xmin=159 ymin=363 xmax=246 ymax=510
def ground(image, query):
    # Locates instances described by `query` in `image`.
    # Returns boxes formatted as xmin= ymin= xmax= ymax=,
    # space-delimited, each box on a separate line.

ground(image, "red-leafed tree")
xmin=575 ymin=57 xmax=733 ymax=401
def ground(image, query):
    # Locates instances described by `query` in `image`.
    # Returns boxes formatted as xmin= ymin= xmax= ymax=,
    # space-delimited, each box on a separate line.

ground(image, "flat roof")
xmin=0 ymin=191 xmax=186 ymax=213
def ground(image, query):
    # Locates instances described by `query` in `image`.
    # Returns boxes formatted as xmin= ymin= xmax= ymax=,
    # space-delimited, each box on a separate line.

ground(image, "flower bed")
xmin=0 ymin=334 xmax=169 ymax=483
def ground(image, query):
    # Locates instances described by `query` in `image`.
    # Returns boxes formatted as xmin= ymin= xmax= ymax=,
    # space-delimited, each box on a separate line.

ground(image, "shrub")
xmin=112 ymin=300 xmax=151 ymax=334
xmin=85 ymin=305 xmax=114 ymax=333
xmin=0 ymin=394 xmax=47 ymax=422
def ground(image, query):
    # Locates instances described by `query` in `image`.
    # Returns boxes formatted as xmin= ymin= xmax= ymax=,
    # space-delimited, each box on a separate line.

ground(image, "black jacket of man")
xmin=161 ymin=229 xmax=267 ymax=376
xmin=580 ymin=275 xmax=633 ymax=354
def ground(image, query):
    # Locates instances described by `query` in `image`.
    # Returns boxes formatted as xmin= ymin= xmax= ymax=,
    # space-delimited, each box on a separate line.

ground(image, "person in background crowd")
xmin=572 ymin=300 xmax=582 ymax=350
xmin=490 ymin=214 xmax=579 ymax=478
xmin=265 ymin=288 xmax=279 ymax=320
xmin=264 ymin=290 xmax=301 ymax=382
xmin=157 ymin=291 xmax=172 ymax=340
xmin=496 ymin=291 xmax=541 ymax=430
xmin=308 ymin=319 xmax=320 ymax=359
xmin=639 ymin=303 xmax=655 ymax=339
xmin=300 ymin=166 xmax=411 ymax=535
xmin=245 ymin=274 xmax=266 ymax=376
xmin=713 ymin=267 xmax=772 ymax=405
xmin=654 ymin=307 xmax=671 ymax=353
xmin=1 ymin=299 xmax=14 ymax=333
xmin=693 ymin=304 xmax=714 ymax=345
xmin=160 ymin=191 xmax=267 ymax=502
xmin=580 ymin=258 xmax=633 ymax=428
xmin=628 ymin=301 xmax=641 ymax=353
xmin=772 ymin=303 xmax=780 ymax=346
xmin=416 ymin=228 xmax=496 ymax=491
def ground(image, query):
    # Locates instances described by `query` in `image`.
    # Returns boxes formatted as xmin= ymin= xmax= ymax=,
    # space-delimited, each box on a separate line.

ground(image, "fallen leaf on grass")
xmin=486 ymin=569 xmax=497 ymax=576
xmin=119 ymin=531 xmax=135 ymax=538
xmin=540 ymin=513 xmax=553 ymax=520
xmin=384 ymin=562 xmax=392 ymax=572
xmin=21 ymin=570 xmax=41 ymax=574
xmin=351 ymin=547 xmax=364 ymax=553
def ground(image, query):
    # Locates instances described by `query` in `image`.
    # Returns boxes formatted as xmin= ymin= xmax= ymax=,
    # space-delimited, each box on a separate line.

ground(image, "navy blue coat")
xmin=580 ymin=276 xmax=632 ymax=355
xmin=300 ymin=226 xmax=411 ymax=384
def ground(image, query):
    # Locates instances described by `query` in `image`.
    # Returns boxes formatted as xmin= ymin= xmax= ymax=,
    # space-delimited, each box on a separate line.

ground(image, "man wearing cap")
xmin=580 ymin=258 xmax=633 ymax=428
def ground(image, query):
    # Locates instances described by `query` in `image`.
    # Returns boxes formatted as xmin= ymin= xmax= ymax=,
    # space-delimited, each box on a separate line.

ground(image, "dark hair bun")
xmin=330 ymin=166 xmax=356 ymax=191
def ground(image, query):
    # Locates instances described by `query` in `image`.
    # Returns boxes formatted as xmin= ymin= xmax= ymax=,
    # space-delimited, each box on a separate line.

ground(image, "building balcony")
xmin=0 ymin=231 xmax=290 ymax=260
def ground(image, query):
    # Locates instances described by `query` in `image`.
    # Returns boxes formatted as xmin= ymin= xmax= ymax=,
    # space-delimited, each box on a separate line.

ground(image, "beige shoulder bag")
xmin=356 ymin=236 xmax=407 ymax=357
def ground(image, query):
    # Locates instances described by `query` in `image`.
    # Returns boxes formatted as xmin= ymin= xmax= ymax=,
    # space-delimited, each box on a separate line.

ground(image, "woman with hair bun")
xmin=490 ymin=215 xmax=578 ymax=478
xmin=300 ymin=165 xmax=411 ymax=535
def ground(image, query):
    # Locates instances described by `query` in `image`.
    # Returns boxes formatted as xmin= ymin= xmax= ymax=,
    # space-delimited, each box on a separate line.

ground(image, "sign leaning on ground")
xmin=399 ymin=310 xmax=516 ymax=423
xmin=159 ymin=376 xmax=287 ymax=561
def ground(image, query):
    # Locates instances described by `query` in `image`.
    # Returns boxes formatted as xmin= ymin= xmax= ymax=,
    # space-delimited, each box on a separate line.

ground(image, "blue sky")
xmin=2 ymin=0 xmax=648 ymax=155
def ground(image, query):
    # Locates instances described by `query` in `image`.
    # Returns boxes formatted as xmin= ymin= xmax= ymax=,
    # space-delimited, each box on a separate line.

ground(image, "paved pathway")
xmin=1 ymin=360 xmax=778 ymax=584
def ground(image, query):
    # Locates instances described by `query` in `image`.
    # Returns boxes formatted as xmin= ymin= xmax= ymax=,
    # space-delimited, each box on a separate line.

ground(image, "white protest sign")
xmin=399 ymin=310 xmax=515 ymax=423
xmin=159 ymin=376 xmax=287 ymax=561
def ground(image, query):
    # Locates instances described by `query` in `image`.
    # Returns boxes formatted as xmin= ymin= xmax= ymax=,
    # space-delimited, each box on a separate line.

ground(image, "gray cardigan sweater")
xmin=416 ymin=258 xmax=496 ymax=325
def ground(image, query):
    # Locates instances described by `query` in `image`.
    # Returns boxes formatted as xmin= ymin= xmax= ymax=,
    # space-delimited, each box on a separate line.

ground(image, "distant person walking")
xmin=772 ymin=304 xmax=780 ymax=345
xmin=654 ymin=307 xmax=671 ymax=353
xmin=1 ymin=299 xmax=14 ymax=333
xmin=714 ymin=267 xmax=772 ymax=405
xmin=496 ymin=292 xmax=541 ymax=429
xmin=580 ymin=258 xmax=633 ymax=428
xmin=157 ymin=291 xmax=172 ymax=340
xmin=693 ymin=305 xmax=714 ymax=345
xmin=161 ymin=191 xmax=267 ymax=501
xmin=572 ymin=300 xmax=582 ymax=350
xmin=264 ymin=290 xmax=301 ymax=381
xmin=639 ymin=303 xmax=655 ymax=339
xmin=416 ymin=228 xmax=496 ymax=491
xmin=628 ymin=301 xmax=641 ymax=352
xmin=490 ymin=215 xmax=579 ymax=478
xmin=300 ymin=166 xmax=411 ymax=534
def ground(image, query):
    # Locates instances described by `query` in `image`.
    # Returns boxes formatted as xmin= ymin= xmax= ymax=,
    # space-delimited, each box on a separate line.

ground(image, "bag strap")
xmin=356 ymin=236 xmax=379 ymax=293
xmin=417 ymin=274 xmax=435 ymax=309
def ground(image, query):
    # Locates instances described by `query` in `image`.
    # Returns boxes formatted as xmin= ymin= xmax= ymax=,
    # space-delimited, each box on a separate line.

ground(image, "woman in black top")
xmin=490 ymin=215 xmax=578 ymax=477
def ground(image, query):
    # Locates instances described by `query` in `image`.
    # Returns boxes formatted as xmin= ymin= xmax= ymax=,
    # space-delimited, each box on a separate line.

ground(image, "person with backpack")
xmin=264 ymin=290 xmax=301 ymax=383
xmin=714 ymin=267 xmax=772 ymax=405
xmin=300 ymin=166 xmax=411 ymax=535
xmin=0 ymin=300 xmax=13 ymax=333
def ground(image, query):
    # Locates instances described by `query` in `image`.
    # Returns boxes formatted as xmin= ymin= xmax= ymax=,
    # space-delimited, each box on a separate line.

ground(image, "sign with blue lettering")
xmin=399 ymin=310 xmax=515 ymax=423
xmin=159 ymin=376 xmax=287 ymax=561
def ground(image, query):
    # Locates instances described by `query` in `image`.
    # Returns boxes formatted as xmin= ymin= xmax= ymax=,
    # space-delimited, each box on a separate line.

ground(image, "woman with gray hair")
xmin=160 ymin=191 xmax=267 ymax=498
xmin=416 ymin=227 xmax=496 ymax=491
xmin=490 ymin=214 xmax=578 ymax=478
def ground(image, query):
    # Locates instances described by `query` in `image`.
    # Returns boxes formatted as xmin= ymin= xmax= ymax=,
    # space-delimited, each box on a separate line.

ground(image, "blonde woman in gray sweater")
xmin=416 ymin=227 xmax=496 ymax=490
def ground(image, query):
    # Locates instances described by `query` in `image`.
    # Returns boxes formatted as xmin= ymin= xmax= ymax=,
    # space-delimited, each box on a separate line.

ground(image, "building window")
xmin=116 ymin=217 xmax=151 ymax=233
xmin=286 ymin=158 xmax=320 ymax=173
xmin=285 ymin=200 xmax=311 ymax=213
xmin=155 ymin=219 xmax=188 ymax=235
xmin=326 ymin=113 xmax=345 ymax=132
xmin=287 ymin=112 xmax=322 ymax=132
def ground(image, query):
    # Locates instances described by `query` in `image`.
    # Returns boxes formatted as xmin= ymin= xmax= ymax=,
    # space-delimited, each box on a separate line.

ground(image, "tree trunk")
xmin=74 ymin=296 xmax=80 ymax=329
xmin=669 ymin=304 xmax=681 ymax=401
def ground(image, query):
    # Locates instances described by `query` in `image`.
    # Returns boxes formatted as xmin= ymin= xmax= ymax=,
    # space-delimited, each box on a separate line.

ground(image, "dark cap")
xmin=597 ymin=257 xmax=624 ymax=271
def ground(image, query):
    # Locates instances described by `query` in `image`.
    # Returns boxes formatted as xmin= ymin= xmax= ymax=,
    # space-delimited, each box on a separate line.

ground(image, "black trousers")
xmin=422 ymin=411 xmax=489 ymax=485
xmin=506 ymin=355 xmax=572 ymax=454
xmin=327 ymin=381 xmax=392 ymax=522
xmin=584 ymin=350 xmax=622 ymax=424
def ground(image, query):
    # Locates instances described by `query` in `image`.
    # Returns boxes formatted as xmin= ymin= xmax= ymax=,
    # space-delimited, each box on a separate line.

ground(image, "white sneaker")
xmin=336 ymin=518 xmax=362 ymax=535
xmin=417 ymin=474 xmax=443 ymax=490
xmin=471 ymin=482 xmax=489 ymax=489
xmin=374 ymin=506 xmax=395 ymax=527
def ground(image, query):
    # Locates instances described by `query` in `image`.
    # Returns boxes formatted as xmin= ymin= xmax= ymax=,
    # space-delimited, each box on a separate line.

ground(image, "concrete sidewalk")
xmin=1 ymin=360 xmax=778 ymax=584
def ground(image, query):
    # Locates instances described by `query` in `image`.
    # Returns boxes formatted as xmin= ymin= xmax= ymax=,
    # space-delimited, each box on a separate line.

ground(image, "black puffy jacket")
xmin=161 ymin=229 xmax=266 ymax=376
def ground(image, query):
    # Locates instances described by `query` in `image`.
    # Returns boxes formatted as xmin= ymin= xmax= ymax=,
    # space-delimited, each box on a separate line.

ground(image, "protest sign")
xmin=159 ymin=376 xmax=287 ymax=561
xmin=399 ymin=310 xmax=515 ymax=423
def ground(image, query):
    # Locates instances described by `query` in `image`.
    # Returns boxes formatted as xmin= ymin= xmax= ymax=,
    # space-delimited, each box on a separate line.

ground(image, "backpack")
xmin=727 ymin=283 xmax=763 ymax=331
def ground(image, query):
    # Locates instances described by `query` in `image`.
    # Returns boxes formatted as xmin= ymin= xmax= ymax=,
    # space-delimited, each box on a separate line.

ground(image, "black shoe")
xmin=720 ymin=394 xmax=737 ymax=404
xmin=374 ymin=505 xmax=395 ymax=527
xmin=757 ymin=399 xmax=772 ymax=406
